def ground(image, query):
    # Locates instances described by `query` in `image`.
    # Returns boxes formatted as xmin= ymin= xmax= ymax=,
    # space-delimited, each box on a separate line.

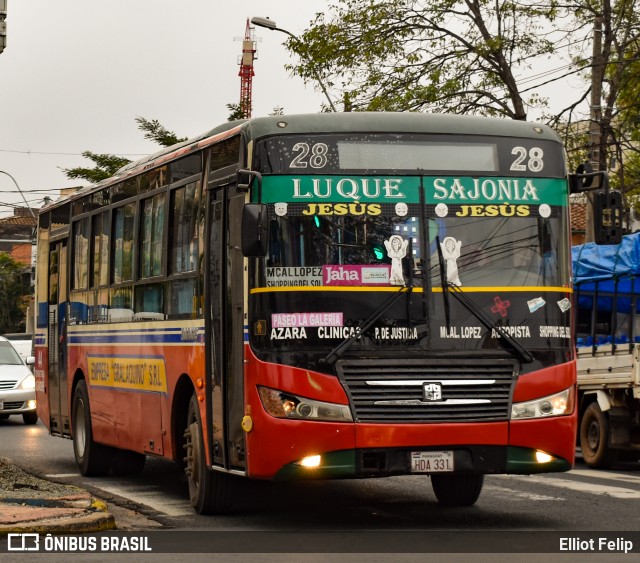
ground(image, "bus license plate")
xmin=411 ymin=451 xmax=454 ymax=473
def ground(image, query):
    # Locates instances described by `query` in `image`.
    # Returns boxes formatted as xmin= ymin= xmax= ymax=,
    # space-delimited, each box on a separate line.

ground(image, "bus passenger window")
xmin=72 ymin=218 xmax=90 ymax=290
xmin=135 ymin=284 xmax=163 ymax=316
xmin=167 ymin=279 xmax=197 ymax=317
xmin=140 ymin=193 xmax=166 ymax=278
xmin=112 ymin=204 xmax=135 ymax=283
xmin=170 ymin=182 xmax=199 ymax=274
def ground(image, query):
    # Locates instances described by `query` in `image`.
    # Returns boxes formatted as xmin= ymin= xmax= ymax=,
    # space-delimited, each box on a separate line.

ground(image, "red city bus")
xmin=35 ymin=112 xmax=589 ymax=513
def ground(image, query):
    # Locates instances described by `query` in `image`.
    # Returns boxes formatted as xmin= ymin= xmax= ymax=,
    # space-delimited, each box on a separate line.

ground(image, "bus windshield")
xmin=264 ymin=211 xmax=567 ymax=290
xmin=248 ymin=132 xmax=571 ymax=369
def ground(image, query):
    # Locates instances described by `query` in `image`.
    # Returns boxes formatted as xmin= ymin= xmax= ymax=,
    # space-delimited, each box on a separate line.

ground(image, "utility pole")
xmin=586 ymin=12 xmax=605 ymax=242
xmin=0 ymin=0 xmax=7 ymax=55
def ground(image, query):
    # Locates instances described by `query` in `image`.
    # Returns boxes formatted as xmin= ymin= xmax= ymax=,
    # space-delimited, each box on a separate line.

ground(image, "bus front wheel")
xmin=72 ymin=380 xmax=114 ymax=476
xmin=580 ymin=402 xmax=619 ymax=469
xmin=431 ymin=473 xmax=484 ymax=506
xmin=184 ymin=393 xmax=232 ymax=514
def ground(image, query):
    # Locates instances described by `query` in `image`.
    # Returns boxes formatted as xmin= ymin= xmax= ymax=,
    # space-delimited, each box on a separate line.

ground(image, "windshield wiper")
xmin=446 ymin=284 xmax=533 ymax=363
xmin=322 ymin=285 xmax=411 ymax=365
xmin=434 ymin=236 xmax=533 ymax=364
xmin=435 ymin=236 xmax=451 ymax=328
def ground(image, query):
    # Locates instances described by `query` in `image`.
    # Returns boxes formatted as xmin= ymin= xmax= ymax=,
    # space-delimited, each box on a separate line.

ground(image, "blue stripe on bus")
xmin=67 ymin=327 xmax=202 ymax=345
xmin=68 ymin=333 xmax=187 ymax=345
xmin=48 ymin=325 xmax=241 ymax=345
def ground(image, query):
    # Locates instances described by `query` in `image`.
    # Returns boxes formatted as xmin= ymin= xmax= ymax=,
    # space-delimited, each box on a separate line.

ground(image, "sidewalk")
xmin=0 ymin=457 xmax=115 ymax=533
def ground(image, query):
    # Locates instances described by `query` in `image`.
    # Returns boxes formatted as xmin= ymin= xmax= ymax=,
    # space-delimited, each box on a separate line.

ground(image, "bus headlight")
xmin=258 ymin=386 xmax=353 ymax=422
xmin=511 ymin=387 xmax=574 ymax=420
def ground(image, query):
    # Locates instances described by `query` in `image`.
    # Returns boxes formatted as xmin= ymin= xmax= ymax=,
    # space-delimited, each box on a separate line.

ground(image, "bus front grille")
xmin=335 ymin=358 xmax=516 ymax=423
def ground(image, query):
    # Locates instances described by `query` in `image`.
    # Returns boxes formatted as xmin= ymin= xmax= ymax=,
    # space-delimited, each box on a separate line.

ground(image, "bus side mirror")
xmin=569 ymin=162 xmax=595 ymax=193
xmin=594 ymin=190 xmax=623 ymax=245
xmin=237 ymin=169 xmax=262 ymax=193
xmin=242 ymin=203 xmax=269 ymax=257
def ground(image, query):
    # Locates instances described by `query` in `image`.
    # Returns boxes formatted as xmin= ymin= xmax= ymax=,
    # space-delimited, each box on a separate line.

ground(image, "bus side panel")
xmin=67 ymin=327 xmax=204 ymax=458
xmin=34 ymin=340 xmax=51 ymax=432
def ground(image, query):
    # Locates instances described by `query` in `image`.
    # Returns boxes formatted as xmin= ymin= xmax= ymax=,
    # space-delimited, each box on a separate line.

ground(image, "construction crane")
xmin=237 ymin=18 xmax=257 ymax=119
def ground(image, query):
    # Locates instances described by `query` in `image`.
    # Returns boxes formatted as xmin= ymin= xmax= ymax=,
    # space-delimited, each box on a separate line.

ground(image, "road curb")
xmin=0 ymin=497 xmax=116 ymax=534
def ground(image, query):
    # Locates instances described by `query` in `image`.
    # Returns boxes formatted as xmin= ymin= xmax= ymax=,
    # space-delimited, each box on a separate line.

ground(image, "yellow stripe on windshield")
xmin=251 ymin=286 xmax=571 ymax=294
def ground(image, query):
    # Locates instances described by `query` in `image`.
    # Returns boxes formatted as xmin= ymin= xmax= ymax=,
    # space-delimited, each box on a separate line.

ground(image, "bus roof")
xmin=242 ymin=112 xmax=561 ymax=143
xmin=41 ymin=112 xmax=561 ymax=213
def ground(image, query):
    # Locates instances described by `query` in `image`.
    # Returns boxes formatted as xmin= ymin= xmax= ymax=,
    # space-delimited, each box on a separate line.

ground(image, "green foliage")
xmin=63 ymin=151 xmax=131 ymax=183
xmin=134 ymin=117 xmax=188 ymax=147
xmin=63 ymin=118 xmax=186 ymax=184
xmin=290 ymin=0 xmax=561 ymax=119
xmin=615 ymin=37 xmax=640 ymax=194
xmin=0 ymin=254 xmax=30 ymax=334
xmin=226 ymin=103 xmax=246 ymax=121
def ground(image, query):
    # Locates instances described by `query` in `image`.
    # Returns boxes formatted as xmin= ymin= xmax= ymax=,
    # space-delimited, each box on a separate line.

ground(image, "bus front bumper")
xmin=273 ymin=445 xmax=571 ymax=480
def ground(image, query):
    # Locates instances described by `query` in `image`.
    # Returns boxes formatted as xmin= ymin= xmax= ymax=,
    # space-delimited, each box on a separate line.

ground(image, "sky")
xmin=0 ymin=0 xmax=328 ymax=217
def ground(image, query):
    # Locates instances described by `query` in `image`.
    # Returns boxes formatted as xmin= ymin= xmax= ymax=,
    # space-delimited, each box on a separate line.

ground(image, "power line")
xmin=0 ymin=148 xmax=147 ymax=157
xmin=0 ymin=187 xmax=66 ymax=194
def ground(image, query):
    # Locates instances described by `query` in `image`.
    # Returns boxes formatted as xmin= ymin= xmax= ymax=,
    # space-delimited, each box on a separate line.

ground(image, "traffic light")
xmin=0 ymin=0 xmax=6 ymax=55
xmin=594 ymin=190 xmax=623 ymax=245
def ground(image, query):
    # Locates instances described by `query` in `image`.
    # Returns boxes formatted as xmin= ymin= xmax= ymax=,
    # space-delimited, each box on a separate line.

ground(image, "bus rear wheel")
xmin=580 ymin=402 xmax=618 ymax=469
xmin=184 ymin=393 xmax=232 ymax=514
xmin=72 ymin=380 xmax=114 ymax=476
xmin=431 ymin=474 xmax=484 ymax=506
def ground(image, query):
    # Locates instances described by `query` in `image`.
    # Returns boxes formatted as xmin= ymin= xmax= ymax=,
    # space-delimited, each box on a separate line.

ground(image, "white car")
xmin=2 ymin=333 xmax=33 ymax=363
xmin=0 ymin=336 xmax=37 ymax=425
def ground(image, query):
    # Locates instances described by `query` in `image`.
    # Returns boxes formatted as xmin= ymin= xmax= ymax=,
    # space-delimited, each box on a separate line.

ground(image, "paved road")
xmin=2 ymin=417 xmax=640 ymax=534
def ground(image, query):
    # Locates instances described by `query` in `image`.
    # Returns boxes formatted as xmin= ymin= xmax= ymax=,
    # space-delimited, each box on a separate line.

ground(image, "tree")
xmin=552 ymin=1 xmax=640 ymax=169
xmin=227 ymin=102 xmax=246 ymax=121
xmin=0 ymin=254 xmax=30 ymax=334
xmin=63 ymin=117 xmax=187 ymax=183
xmin=290 ymin=0 xmax=568 ymax=119
xmin=134 ymin=117 xmax=187 ymax=147
xmin=611 ymin=32 xmax=640 ymax=194
xmin=63 ymin=151 xmax=131 ymax=183
xmin=547 ymin=1 xmax=640 ymax=238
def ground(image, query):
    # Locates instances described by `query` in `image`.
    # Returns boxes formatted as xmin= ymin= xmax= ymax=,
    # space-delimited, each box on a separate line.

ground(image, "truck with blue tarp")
xmin=573 ymin=232 xmax=640 ymax=467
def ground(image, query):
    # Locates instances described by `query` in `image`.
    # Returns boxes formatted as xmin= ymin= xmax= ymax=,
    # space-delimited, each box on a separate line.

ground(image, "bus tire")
xmin=431 ymin=474 xmax=484 ymax=506
xmin=580 ymin=402 xmax=618 ymax=469
xmin=184 ymin=393 xmax=232 ymax=514
xmin=72 ymin=380 xmax=113 ymax=476
xmin=112 ymin=449 xmax=146 ymax=476
xmin=22 ymin=412 xmax=38 ymax=425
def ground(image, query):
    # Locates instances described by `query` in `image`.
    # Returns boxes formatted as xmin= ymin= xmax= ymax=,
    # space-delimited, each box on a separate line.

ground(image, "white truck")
xmin=573 ymin=234 xmax=640 ymax=467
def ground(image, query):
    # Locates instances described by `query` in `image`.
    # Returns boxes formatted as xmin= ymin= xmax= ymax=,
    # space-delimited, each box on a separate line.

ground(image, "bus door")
xmin=47 ymin=239 xmax=70 ymax=436
xmin=206 ymin=182 xmax=246 ymax=472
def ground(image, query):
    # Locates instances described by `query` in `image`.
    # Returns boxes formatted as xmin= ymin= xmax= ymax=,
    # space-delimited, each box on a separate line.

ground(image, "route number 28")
xmin=289 ymin=142 xmax=329 ymax=169
xmin=510 ymin=146 xmax=544 ymax=172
